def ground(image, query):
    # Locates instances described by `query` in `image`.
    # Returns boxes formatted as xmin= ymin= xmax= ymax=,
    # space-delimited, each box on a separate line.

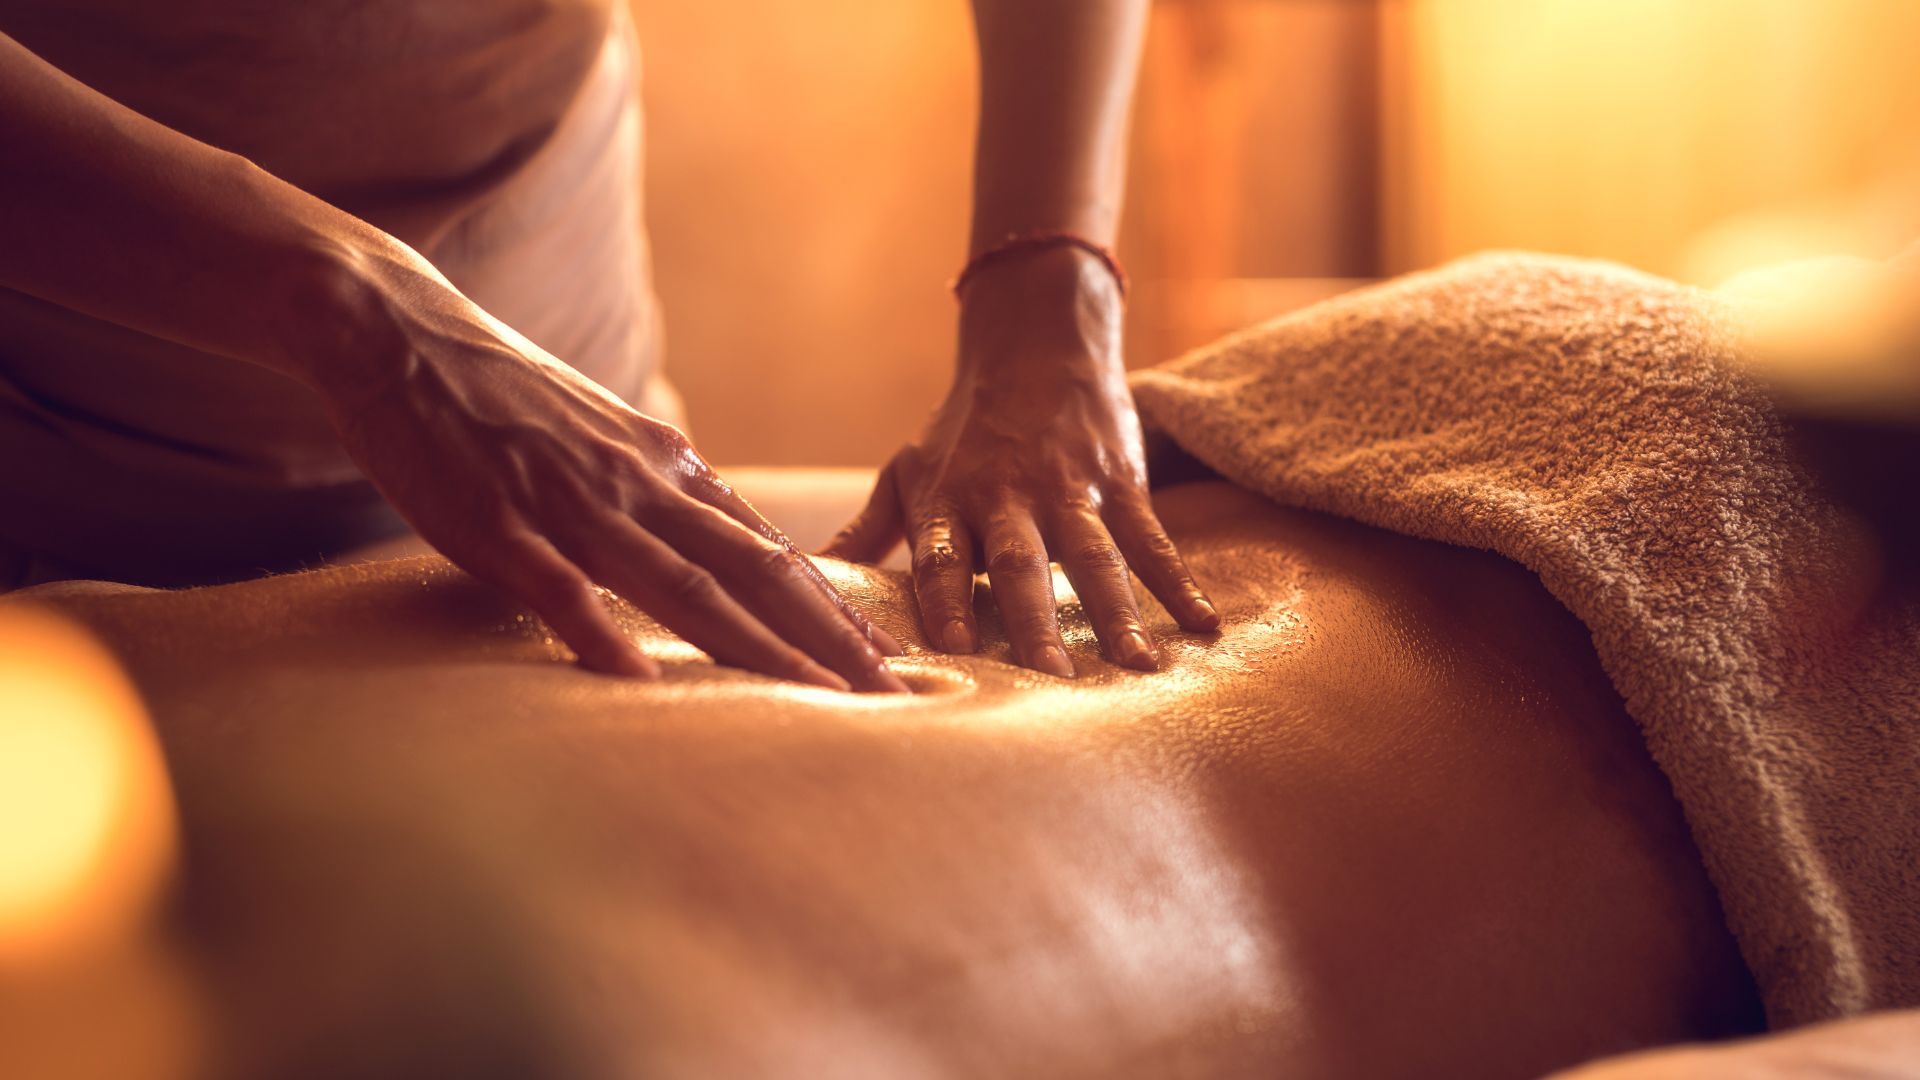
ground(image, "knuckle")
xmin=1010 ymin=605 xmax=1061 ymax=639
xmin=985 ymin=540 xmax=1046 ymax=578
xmin=519 ymin=564 xmax=592 ymax=613
xmin=661 ymin=563 xmax=725 ymax=609
xmin=1069 ymin=539 xmax=1127 ymax=574
xmin=1132 ymin=525 xmax=1183 ymax=562
xmin=754 ymin=541 xmax=804 ymax=582
xmin=914 ymin=537 xmax=968 ymax=577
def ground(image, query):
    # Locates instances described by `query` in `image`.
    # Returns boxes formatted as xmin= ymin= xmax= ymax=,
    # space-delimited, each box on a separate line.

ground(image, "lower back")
xmin=32 ymin=482 xmax=1763 ymax=1077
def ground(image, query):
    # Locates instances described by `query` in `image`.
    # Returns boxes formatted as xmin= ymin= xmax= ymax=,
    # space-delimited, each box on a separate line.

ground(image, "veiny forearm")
xmin=966 ymin=0 xmax=1148 ymax=253
xmin=0 ymin=29 xmax=425 ymax=390
xmin=0 ymin=29 xmax=903 ymax=689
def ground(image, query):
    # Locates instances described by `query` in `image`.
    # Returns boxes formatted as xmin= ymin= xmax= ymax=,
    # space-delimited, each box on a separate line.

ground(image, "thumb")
xmin=821 ymin=459 xmax=906 ymax=563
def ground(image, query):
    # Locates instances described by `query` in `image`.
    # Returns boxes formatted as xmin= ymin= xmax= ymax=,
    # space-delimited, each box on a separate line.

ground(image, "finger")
xmin=687 ymin=470 xmax=904 ymax=657
xmin=981 ymin=513 xmax=1074 ymax=677
xmin=552 ymin=511 xmax=861 ymax=692
xmin=909 ymin=507 xmax=979 ymax=656
xmin=458 ymin=530 xmax=660 ymax=679
xmin=632 ymin=498 xmax=910 ymax=694
xmin=820 ymin=458 xmax=906 ymax=564
xmin=1107 ymin=494 xmax=1220 ymax=632
xmin=1051 ymin=510 xmax=1159 ymax=672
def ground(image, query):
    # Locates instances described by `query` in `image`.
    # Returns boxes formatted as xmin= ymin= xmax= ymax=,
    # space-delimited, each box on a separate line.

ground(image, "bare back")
xmin=25 ymin=483 xmax=1763 ymax=1079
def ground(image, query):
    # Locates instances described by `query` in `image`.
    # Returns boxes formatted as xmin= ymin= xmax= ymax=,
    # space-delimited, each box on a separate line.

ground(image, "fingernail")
xmin=869 ymin=623 xmax=904 ymax=657
xmin=1030 ymin=645 xmax=1075 ymax=678
xmin=797 ymin=660 xmax=853 ymax=693
xmin=942 ymin=619 xmax=976 ymax=654
xmin=1186 ymin=596 xmax=1220 ymax=631
xmin=865 ymin=662 xmax=913 ymax=695
xmin=1113 ymin=630 xmax=1158 ymax=671
xmin=592 ymin=644 xmax=659 ymax=679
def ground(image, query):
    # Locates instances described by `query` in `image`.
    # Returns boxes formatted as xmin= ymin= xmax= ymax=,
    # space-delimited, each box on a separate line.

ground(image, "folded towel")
xmin=1129 ymin=252 xmax=1920 ymax=1029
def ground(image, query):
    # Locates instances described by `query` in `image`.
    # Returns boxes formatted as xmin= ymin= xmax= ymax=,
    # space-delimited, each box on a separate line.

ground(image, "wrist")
xmin=955 ymin=231 xmax=1128 ymax=299
xmin=954 ymin=243 xmax=1126 ymax=378
xmin=264 ymin=227 xmax=440 ymax=399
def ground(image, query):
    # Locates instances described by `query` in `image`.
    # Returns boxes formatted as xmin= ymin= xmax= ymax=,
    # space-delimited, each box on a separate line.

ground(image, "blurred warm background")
xmin=632 ymin=0 xmax=1920 ymax=466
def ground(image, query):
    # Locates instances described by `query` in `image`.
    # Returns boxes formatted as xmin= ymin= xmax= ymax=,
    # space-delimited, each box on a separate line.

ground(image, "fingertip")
xmin=796 ymin=659 xmax=854 ymax=693
xmin=939 ymin=618 xmax=977 ymax=655
xmin=1110 ymin=628 xmax=1159 ymax=672
xmin=867 ymin=662 xmax=913 ymax=695
xmin=1181 ymin=595 xmax=1221 ymax=633
xmin=584 ymin=640 xmax=660 ymax=679
xmin=869 ymin=623 xmax=905 ymax=657
xmin=1028 ymin=644 xmax=1075 ymax=679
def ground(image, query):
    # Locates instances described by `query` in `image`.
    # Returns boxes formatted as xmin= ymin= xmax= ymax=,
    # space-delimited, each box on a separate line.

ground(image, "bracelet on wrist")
xmin=950 ymin=230 xmax=1129 ymax=299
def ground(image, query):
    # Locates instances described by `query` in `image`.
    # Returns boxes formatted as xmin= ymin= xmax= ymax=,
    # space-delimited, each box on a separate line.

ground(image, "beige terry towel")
xmin=1129 ymin=252 xmax=1920 ymax=1029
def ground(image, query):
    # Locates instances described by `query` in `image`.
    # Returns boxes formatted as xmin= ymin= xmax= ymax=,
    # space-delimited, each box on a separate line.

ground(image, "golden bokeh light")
xmin=0 ymin=604 xmax=201 ymax=1080
xmin=0 ymin=605 xmax=174 ymax=962
xmin=1382 ymin=0 xmax=1920 ymax=281
xmin=0 ymin=669 xmax=129 ymax=939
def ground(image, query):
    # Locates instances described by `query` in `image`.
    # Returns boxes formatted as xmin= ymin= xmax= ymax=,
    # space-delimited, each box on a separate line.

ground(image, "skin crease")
xmin=0 ymin=0 xmax=1204 ymax=685
xmin=15 ymin=483 xmax=1765 ymax=1080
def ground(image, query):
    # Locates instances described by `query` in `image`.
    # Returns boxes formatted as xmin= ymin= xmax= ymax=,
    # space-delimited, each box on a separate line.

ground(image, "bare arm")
xmin=827 ymin=0 xmax=1219 ymax=677
xmin=0 ymin=30 xmax=904 ymax=691
xmin=965 ymin=0 xmax=1140 ymax=250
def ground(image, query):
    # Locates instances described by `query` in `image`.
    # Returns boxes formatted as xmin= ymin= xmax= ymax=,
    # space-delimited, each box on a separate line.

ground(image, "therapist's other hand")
xmin=306 ymin=252 xmax=906 ymax=691
xmin=824 ymin=245 xmax=1218 ymax=675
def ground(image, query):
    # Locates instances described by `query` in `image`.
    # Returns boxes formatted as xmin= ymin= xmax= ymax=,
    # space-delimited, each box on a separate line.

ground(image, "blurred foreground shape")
xmin=0 ymin=605 xmax=201 ymax=1080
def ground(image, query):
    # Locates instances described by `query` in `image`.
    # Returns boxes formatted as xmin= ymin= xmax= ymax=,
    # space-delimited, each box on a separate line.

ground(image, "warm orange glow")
xmin=0 ymin=678 xmax=122 ymax=935
xmin=1728 ymin=255 xmax=1920 ymax=417
xmin=0 ymin=606 xmax=173 ymax=963
xmin=643 ymin=0 xmax=1920 ymax=462
xmin=634 ymin=0 xmax=976 ymax=467
xmin=0 ymin=606 xmax=200 ymax=1080
xmin=1382 ymin=0 xmax=1920 ymax=281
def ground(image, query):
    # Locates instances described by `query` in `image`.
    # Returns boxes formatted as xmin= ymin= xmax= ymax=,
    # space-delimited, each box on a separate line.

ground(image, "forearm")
xmin=834 ymin=0 xmax=1216 ymax=673
xmin=0 ymin=32 xmax=903 ymax=689
xmin=966 ymin=0 xmax=1148 ymax=253
xmin=0 ymin=30 xmax=426 ymax=391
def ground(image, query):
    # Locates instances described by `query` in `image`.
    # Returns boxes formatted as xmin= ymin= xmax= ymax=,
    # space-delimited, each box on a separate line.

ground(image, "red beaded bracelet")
xmin=950 ymin=230 xmax=1130 ymax=299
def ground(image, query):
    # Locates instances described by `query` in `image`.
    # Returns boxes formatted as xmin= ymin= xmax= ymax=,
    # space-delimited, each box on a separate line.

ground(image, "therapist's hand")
xmin=824 ymin=245 xmax=1218 ymax=675
xmin=0 ymin=23 xmax=897 ymax=691
xmin=308 ymin=253 xmax=906 ymax=691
